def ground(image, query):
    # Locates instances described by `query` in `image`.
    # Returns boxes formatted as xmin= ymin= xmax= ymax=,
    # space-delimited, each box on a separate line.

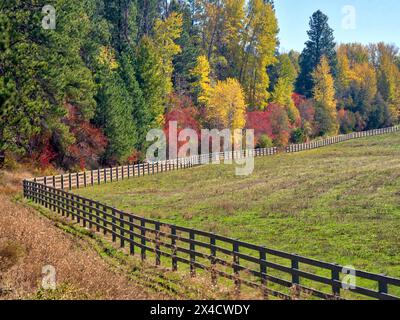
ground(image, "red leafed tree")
xmin=164 ymin=95 xmax=200 ymax=157
xmin=292 ymin=93 xmax=307 ymax=108
xmin=63 ymin=104 xmax=107 ymax=169
xmin=37 ymin=136 xmax=58 ymax=169
xmin=246 ymin=103 xmax=291 ymax=146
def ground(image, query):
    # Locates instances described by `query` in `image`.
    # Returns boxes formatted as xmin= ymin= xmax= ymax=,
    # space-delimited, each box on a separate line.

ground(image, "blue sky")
xmin=275 ymin=0 xmax=400 ymax=52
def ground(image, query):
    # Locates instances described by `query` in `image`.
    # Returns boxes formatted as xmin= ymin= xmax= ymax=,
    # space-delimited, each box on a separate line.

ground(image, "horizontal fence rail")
xmin=27 ymin=126 xmax=400 ymax=191
xmin=23 ymin=180 xmax=400 ymax=300
xmin=22 ymin=125 xmax=400 ymax=300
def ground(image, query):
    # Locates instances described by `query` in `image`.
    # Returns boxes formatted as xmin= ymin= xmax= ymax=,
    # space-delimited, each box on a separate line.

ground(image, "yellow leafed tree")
xmin=239 ymin=0 xmax=278 ymax=110
xmin=191 ymin=55 xmax=213 ymax=105
xmin=97 ymin=46 xmax=119 ymax=71
xmin=206 ymin=78 xmax=246 ymax=130
xmin=153 ymin=12 xmax=183 ymax=94
xmin=312 ymin=56 xmax=339 ymax=135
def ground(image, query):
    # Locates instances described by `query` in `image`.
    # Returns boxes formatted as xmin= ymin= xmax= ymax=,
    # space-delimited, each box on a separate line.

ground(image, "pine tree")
xmin=136 ymin=0 xmax=161 ymax=40
xmin=136 ymin=36 xmax=166 ymax=129
xmin=170 ymin=0 xmax=201 ymax=94
xmin=296 ymin=10 xmax=337 ymax=97
xmin=0 ymin=0 xmax=98 ymax=166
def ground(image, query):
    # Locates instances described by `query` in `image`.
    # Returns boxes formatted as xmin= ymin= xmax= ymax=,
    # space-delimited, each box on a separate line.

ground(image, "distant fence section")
xmin=22 ymin=125 xmax=400 ymax=300
xmin=285 ymin=126 xmax=399 ymax=153
xmin=28 ymin=148 xmax=278 ymax=190
xmin=27 ymin=125 xmax=399 ymax=190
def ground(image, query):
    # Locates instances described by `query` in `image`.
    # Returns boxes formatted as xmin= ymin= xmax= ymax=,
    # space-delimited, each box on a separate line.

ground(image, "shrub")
xmin=256 ymin=134 xmax=273 ymax=148
xmin=291 ymin=128 xmax=307 ymax=143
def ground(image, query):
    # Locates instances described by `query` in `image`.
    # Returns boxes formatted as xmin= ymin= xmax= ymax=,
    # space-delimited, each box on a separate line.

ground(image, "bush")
xmin=256 ymin=135 xmax=273 ymax=148
xmin=291 ymin=128 xmax=307 ymax=144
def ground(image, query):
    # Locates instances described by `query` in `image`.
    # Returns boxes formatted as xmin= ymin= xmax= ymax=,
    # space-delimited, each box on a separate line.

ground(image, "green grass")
xmin=75 ymin=133 xmax=400 ymax=279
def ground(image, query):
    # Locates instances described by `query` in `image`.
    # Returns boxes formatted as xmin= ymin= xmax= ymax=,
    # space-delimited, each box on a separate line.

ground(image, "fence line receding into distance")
xmin=23 ymin=125 xmax=400 ymax=300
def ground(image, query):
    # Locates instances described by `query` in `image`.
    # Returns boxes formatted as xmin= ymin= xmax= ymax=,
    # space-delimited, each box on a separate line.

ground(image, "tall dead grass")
xmin=0 ymin=170 xmax=166 ymax=300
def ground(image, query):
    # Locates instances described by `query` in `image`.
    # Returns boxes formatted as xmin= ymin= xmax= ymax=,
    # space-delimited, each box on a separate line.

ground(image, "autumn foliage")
xmin=64 ymin=104 xmax=107 ymax=170
xmin=246 ymin=103 xmax=291 ymax=147
xmin=164 ymin=95 xmax=200 ymax=155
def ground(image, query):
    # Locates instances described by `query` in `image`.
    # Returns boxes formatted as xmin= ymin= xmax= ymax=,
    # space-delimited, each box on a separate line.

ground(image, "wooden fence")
xmin=27 ymin=148 xmax=278 ymax=190
xmin=26 ymin=125 xmax=400 ymax=190
xmin=22 ymin=125 xmax=400 ymax=300
xmin=285 ymin=126 xmax=399 ymax=153
xmin=23 ymin=180 xmax=400 ymax=300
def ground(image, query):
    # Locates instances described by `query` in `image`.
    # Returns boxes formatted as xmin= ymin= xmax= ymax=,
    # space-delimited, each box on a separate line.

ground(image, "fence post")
xmin=103 ymin=205 xmax=107 ymax=235
xmin=65 ymin=192 xmax=70 ymax=218
xmin=260 ymin=246 xmax=268 ymax=298
xmin=120 ymin=211 xmax=125 ymax=248
xmin=82 ymin=198 xmax=87 ymax=228
xmin=171 ymin=226 xmax=178 ymax=271
xmin=189 ymin=230 xmax=196 ymax=276
xmin=210 ymin=235 xmax=217 ymax=285
xmin=141 ymin=219 xmax=146 ymax=261
xmin=378 ymin=276 xmax=388 ymax=297
xmin=76 ymin=196 xmax=81 ymax=223
xmin=155 ymin=222 xmax=161 ymax=266
xmin=129 ymin=216 xmax=134 ymax=255
xmin=291 ymin=254 xmax=300 ymax=299
xmin=233 ymin=242 xmax=241 ymax=295
xmin=95 ymin=201 xmax=100 ymax=232
xmin=111 ymin=208 xmax=116 ymax=242
xmin=331 ymin=264 xmax=340 ymax=298
xmin=60 ymin=190 xmax=66 ymax=216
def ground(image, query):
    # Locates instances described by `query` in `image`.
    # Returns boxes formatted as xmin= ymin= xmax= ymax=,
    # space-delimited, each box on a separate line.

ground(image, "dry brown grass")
xmin=0 ymin=170 xmax=263 ymax=300
xmin=0 ymin=170 xmax=168 ymax=300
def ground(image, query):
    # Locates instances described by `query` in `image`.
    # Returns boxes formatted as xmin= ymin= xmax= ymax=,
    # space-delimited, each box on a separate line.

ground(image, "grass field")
xmin=75 ymin=133 xmax=400 ymax=278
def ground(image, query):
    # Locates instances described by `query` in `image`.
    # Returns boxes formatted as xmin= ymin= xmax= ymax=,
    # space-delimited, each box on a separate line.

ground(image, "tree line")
xmin=1 ymin=1 xmax=399 ymax=169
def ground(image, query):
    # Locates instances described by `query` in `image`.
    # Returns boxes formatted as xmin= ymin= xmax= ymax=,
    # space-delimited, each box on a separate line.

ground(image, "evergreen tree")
xmin=136 ymin=36 xmax=166 ymax=130
xmin=0 ymin=0 xmax=98 ymax=166
xmin=296 ymin=10 xmax=337 ymax=97
xmin=136 ymin=0 xmax=161 ymax=40
xmin=368 ymin=93 xmax=392 ymax=129
xmin=170 ymin=0 xmax=201 ymax=94
xmin=95 ymin=71 xmax=137 ymax=164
